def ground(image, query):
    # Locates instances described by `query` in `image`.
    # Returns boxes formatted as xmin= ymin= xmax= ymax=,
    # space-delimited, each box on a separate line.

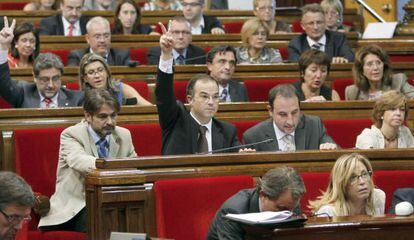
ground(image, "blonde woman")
xmin=309 ymin=153 xmax=385 ymax=217
xmin=236 ymin=18 xmax=282 ymax=64
xmin=356 ymin=91 xmax=414 ymax=149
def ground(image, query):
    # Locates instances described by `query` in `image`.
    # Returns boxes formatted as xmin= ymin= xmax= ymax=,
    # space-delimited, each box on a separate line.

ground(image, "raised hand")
xmin=158 ymin=21 xmax=174 ymax=61
xmin=0 ymin=16 xmax=16 ymax=50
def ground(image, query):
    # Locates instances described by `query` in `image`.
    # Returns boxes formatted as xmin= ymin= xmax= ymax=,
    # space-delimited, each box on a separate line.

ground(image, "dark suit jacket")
xmin=0 ymin=63 xmax=84 ymax=108
xmin=39 ymin=14 xmax=88 ymax=36
xmin=227 ymin=80 xmax=249 ymax=102
xmin=147 ymin=44 xmax=206 ymax=65
xmin=67 ymin=48 xmax=131 ymax=66
xmin=155 ymin=69 xmax=240 ymax=155
xmin=243 ymin=115 xmax=335 ymax=151
xmin=207 ymin=188 xmax=260 ymax=240
xmin=287 ymin=30 xmax=354 ymax=62
xmin=210 ymin=0 xmax=228 ymax=9
xmin=389 ymin=188 xmax=414 ymax=214
xmin=202 ymin=15 xmax=224 ymax=33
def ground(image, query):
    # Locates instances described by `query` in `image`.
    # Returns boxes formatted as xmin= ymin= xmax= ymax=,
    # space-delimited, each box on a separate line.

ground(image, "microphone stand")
xmin=355 ymin=0 xmax=386 ymax=23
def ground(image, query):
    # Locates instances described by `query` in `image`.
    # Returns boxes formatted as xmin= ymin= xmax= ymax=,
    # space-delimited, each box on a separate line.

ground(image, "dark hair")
xmin=11 ymin=22 xmax=40 ymax=63
xmin=206 ymin=45 xmax=237 ymax=65
xmin=33 ymin=53 xmax=64 ymax=77
xmin=113 ymin=0 xmax=144 ymax=34
xmin=83 ymin=88 xmax=121 ymax=115
xmin=186 ymin=74 xmax=218 ymax=97
xmin=268 ymin=84 xmax=299 ymax=109
xmin=257 ymin=167 xmax=305 ymax=201
xmin=298 ymin=49 xmax=331 ymax=82
xmin=353 ymin=44 xmax=392 ymax=92
xmin=0 ymin=171 xmax=35 ymax=210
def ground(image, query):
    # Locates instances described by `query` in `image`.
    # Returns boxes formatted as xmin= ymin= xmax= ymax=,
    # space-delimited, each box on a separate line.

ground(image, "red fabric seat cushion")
xmin=331 ymin=78 xmax=354 ymax=100
xmin=223 ymin=21 xmax=243 ymax=33
xmin=173 ymin=81 xmax=188 ymax=103
xmin=300 ymin=172 xmax=330 ymax=214
xmin=231 ymin=120 xmax=260 ymax=143
xmin=0 ymin=96 xmax=12 ymax=108
xmin=122 ymin=124 xmax=162 ymax=156
xmin=155 ymin=175 xmax=254 ymax=240
xmin=323 ymin=119 xmax=372 ymax=149
xmin=243 ymin=79 xmax=296 ymax=101
xmin=130 ymin=48 xmax=149 ymax=65
xmin=41 ymin=50 xmax=70 ymax=66
xmin=0 ymin=2 xmax=27 ymax=10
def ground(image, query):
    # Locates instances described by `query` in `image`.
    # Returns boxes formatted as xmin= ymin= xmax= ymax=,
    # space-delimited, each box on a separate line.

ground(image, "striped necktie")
xmin=96 ymin=138 xmax=109 ymax=158
xmin=311 ymin=43 xmax=323 ymax=51
xmin=197 ymin=126 xmax=208 ymax=153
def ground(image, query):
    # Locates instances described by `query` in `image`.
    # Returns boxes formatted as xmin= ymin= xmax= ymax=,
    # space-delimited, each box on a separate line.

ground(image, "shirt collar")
xmin=89 ymin=48 xmax=109 ymax=60
xmin=306 ymin=34 xmax=327 ymax=48
xmin=273 ymin=121 xmax=295 ymax=141
xmin=88 ymin=124 xmax=111 ymax=144
xmin=172 ymin=48 xmax=188 ymax=59
xmin=61 ymin=16 xmax=80 ymax=32
xmin=190 ymin=112 xmax=212 ymax=133
xmin=39 ymin=92 xmax=59 ymax=104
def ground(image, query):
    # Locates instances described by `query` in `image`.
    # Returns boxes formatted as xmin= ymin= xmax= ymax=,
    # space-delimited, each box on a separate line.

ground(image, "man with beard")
xmin=38 ymin=88 xmax=136 ymax=232
xmin=147 ymin=16 xmax=205 ymax=65
xmin=68 ymin=16 xmax=131 ymax=66
xmin=0 ymin=171 xmax=35 ymax=240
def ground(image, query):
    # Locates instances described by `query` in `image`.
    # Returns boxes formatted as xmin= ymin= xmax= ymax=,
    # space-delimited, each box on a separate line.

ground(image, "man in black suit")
xmin=147 ymin=17 xmax=205 ymax=65
xmin=39 ymin=0 xmax=88 ymax=36
xmin=67 ymin=16 xmax=130 ymax=66
xmin=207 ymin=167 xmax=306 ymax=240
xmin=155 ymin=22 xmax=242 ymax=155
xmin=0 ymin=17 xmax=84 ymax=108
xmin=389 ymin=188 xmax=414 ymax=214
xmin=243 ymin=84 xmax=337 ymax=151
xmin=182 ymin=0 xmax=225 ymax=34
xmin=207 ymin=45 xmax=248 ymax=102
xmin=288 ymin=3 xmax=354 ymax=63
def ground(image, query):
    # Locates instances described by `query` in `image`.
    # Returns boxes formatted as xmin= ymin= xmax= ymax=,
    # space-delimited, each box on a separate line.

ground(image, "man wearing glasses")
xmin=0 ymin=171 xmax=35 ymax=240
xmin=182 ymin=0 xmax=225 ymax=34
xmin=68 ymin=17 xmax=131 ymax=66
xmin=155 ymin=21 xmax=245 ymax=155
xmin=288 ymin=3 xmax=354 ymax=64
xmin=147 ymin=17 xmax=206 ymax=65
xmin=0 ymin=17 xmax=84 ymax=108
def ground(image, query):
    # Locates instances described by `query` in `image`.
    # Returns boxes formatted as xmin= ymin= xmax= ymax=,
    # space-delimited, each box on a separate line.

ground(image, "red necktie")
xmin=43 ymin=98 xmax=52 ymax=108
xmin=68 ymin=24 xmax=74 ymax=36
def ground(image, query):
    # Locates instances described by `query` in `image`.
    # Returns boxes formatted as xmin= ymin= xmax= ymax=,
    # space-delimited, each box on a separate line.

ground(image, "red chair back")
xmin=323 ymin=118 xmax=372 ymax=149
xmin=300 ymin=172 xmax=330 ymax=214
xmin=173 ymin=81 xmax=188 ymax=102
xmin=0 ymin=2 xmax=26 ymax=10
xmin=122 ymin=124 xmax=162 ymax=156
xmin=291 ymin=21 xmax=304 ymax=33
xmin=279 ymin=47 xmax=288 ymax=60
xmin=231 ymin=120 xmax=260 ymax=142
xmin=0 ymin=96 xmax=12 ymax=108
xmin=223 ymin=21 xmax=243 ymax=33
xmin=41 ymin=49 xmax=70 ymax=66
xmin=331 ymin=78 xmax=354 ymax=100
xmin=65 ymin=82 xmax=79 ymax=90
xmin=243 ymin=79 xmax=296 ymax=101
xmin=390 ymin=55 xmax=414 ymax=62
xmin=124 ymin=81 xmax=150 ymax=100
xmin=154 ymin=175 xmax=254 ymax=240
xmin=130 ymin=48 xmax=149 ymax=65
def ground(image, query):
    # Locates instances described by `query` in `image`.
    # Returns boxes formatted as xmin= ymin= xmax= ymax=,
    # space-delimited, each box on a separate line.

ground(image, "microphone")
xmin=123 ymin=97 xmax=138 ymax=105
xmin=201 ymin=138 xmax=274 ymax=154
xmin=395 ymin=201 xmax=414 ymax=216
xmin=127 ymin=60 xmax=140 ymax=67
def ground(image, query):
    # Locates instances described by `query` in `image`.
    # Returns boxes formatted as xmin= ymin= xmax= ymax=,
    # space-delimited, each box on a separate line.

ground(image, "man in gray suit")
xmin=207 ymin=45 xmax=249 ymax=102
xmin=243 ymin=84 xmax=337 ymax=151
xmin=0 ymin=17 xmax=84 ymax=108
xmin=68 ymin=16 xmax=130 ymax=66
xmin=207 ymin=167 xmax=306 ymax=240
xmin=389 ymin=188 xmax=414 ymax=214
xmin=287 ymin=4 xmax=354 ymax=64
xmin=39 ymin=89 xmax=136 ymax=232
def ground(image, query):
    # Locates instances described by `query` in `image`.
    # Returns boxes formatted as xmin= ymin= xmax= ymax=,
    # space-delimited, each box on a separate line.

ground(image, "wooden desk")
xmin=244 ymin=215 xmax=414 ymax=240
xmin=85 ymin=149 xmax=414 ymax=240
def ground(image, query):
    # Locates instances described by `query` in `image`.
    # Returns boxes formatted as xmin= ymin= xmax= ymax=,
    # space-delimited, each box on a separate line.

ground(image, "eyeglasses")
xmin=37 ymin=75 xmax=61 ymax=84
xmin=349 ymin=171 xmax=372 ymax=185
xmin=303 ymin=21 xmax=325 ymax=28
xmin=92 ymin=33 xmax=110 ymax=41
xmin=86 ymin=67 xmax=106 ymax=76
xmin=0 ymin=209 xmax=31 ymax=225
xmin=256 ymin=6 xmax=275 ymax=12
xmin=324 ymin=10 xmax=339 ymax=17
xmin=364 ymin=60 xmax=384 ymax=69
xmin=252 ymin=31 xmax=267 ymax=36
xmin=182 ymin=2 xmax=202 ymax=7
xmin=197 ymin=93 xmax=220 ymax=103
xmin=171 ymin=30 xmax=191 ymax=36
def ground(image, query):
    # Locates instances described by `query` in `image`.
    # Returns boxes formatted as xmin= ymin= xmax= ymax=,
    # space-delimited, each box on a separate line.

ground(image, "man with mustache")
xmin=243 ymin=84 xmax=337 ymax=151
xmin=0 ymin=171 xmax=35 ymax=240
xmin=39 ymin=0 xmax=88 ymax=36
xmin=0 ymin=17 xmax=84 ymax=108
xmin=39 ymin=88 xmax=137 ymax=232
xmin=68 ymin=17 xmax=131 ymax=66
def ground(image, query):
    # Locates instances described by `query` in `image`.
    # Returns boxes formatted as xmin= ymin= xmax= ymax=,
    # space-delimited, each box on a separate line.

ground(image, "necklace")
xmin=383 ymin=133 xmax=398 ymax=142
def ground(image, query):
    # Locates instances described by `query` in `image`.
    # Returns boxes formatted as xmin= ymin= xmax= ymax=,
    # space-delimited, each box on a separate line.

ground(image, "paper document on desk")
xmin=225 ymin=211 xmax=292 ymax=224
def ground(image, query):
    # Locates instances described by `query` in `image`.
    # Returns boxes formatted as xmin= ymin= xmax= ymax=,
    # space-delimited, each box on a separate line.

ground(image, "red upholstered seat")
xmin=373 ymin=170 xmax=414 ymax=212
xmin=65 ymin=82 xmax=79 ymax=90
xmin=0 ymin=96 xmax=12 ymax=108
xmin=243 ymin=79 xmax=296 ymax=101
xmin=331 ymin=78 xmax=354 ymax=100
xmin=0 ymin=2 xmax=26 ymax=10
xmin=300 ymin=172 xmax=330 ymax=214
xmin=279 ymin=47 xmax=288 ymax=61
xmin=173 ymin=81 xmax=188 ymax=103
xmin=231 ymin=120 xmax=259 ymax=142
xmin=41 ymin=50 xmax=70 ymax=66
xmin=130 ymin=48 xmax=149 ymax=65
xmin=223 ymin=21 xmax=243 ymax=33
xmin=291 ymin=21 xmax=304 ymax=33
xmin=154 ymin=175 xmax=254 ymax=240
xmin=122 ymin=124 xmax=162 ymax=156
xmin=390 ymin=55 xmax=414 ymax=62
xmin=323 ymin=119 xmax=372 ymax=149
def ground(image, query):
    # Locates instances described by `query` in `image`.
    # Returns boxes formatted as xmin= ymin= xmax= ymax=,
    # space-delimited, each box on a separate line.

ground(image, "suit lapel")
xmin=228 ymin=80 xmax=238 ymax=102
xmin=211 ymin=120 xmax=224 ymax=151
xmin=26 ymin=87 xmax=41 ymax=108
xmin=264 ymin=119 xmax=279 ymax=151
xmin=57 ymin=89 xmax=69 ymax=107
xmin=108 ymin=134 xmax=120 ymax=158
xmin=324 ymin=31 xmax=334 ymax=58
xmin=107 ymin=50 xmax=115 ymax=65
xmin=57 ymin=15 xmax=64 ymax=35
xmin=294 ymin=115 xmax=306 ymax=150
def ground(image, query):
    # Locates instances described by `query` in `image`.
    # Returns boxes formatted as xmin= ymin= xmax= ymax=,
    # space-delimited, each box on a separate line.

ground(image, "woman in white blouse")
xmin=309 ymin=153 xmax=385 ymax=217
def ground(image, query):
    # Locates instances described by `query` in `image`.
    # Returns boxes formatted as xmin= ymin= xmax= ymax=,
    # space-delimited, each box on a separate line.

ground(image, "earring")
xmin=381 ymin=116 xmax=384 ymax=119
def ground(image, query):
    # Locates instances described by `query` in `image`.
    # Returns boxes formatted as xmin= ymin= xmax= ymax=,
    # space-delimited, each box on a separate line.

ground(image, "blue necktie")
xmin=96 ymin=138 xmax=109 ymax=158
xmin=220 ymin=88 xmax=228 ymax=102
xmin=312 ymin=43 xmax=322 ymax=51
xmin=175 ymin=55 xmax=185 ymax=65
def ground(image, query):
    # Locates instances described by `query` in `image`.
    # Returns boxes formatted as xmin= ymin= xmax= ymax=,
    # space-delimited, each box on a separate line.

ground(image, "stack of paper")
xmin=225 ymin=211 xmax=293 ymax=224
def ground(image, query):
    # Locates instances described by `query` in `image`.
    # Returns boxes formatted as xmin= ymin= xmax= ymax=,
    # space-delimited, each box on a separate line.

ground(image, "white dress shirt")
xmin=62 ymin=16 xmax=82 ymax=36
xmin=273 ymin=122 xmax=296 ymax=151
xmin=306 ymin=34 xmax=327 ymax=52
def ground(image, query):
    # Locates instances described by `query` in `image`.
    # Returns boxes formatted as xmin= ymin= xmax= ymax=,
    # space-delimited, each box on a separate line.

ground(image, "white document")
xmin=362 ymin=22 xmax=398 ymax=39
xmin=110 ymin=232 xmax=147 ymax=240
xmin=228 ymin=0 xmax=253 ymax=10
xmin=225 ymin=210 xmax=292 ymax=224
